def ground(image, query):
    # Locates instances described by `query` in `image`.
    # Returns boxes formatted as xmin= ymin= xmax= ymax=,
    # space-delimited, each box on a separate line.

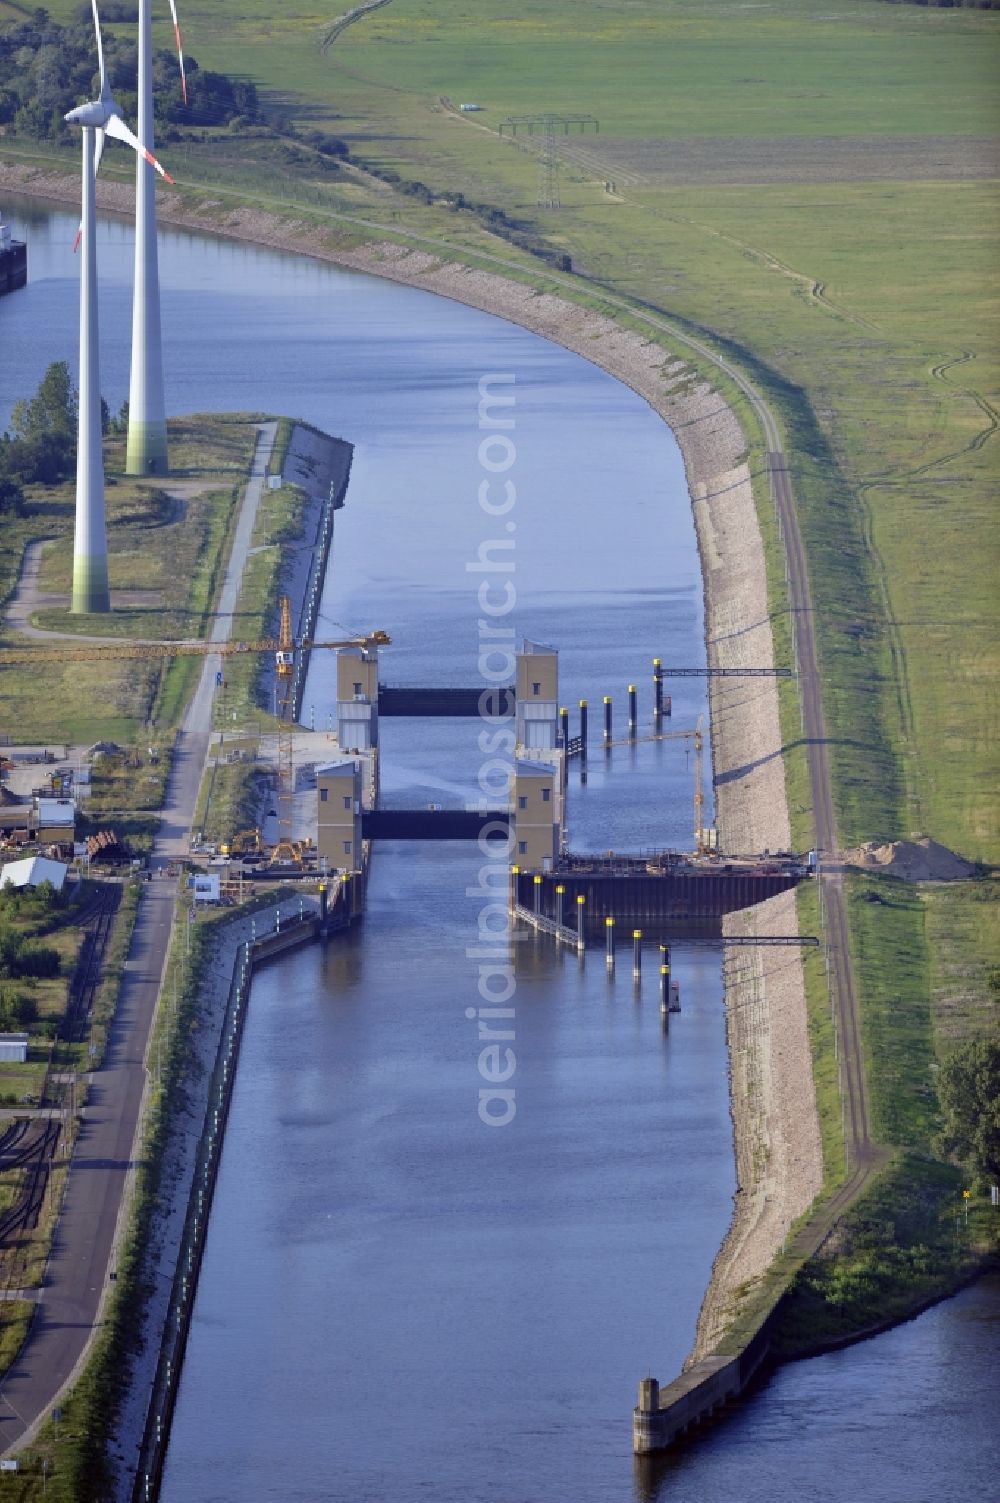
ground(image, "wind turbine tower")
xmin=66 ymin=0 xmax=174 ymax=612
xmin=72 ymin=94 xmax=109 ymax=613
xmin=126 ymin=0 xmax=186 ymax=476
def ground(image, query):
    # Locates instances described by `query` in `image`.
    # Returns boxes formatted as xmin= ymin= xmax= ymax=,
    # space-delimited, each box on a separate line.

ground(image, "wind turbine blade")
xmin=90 ymin=0 xmax=106 ymax=94
xmin=167 ymin=0 xmax=189 ymax=106
xmin=105 ymin=113 xmax=175 ymax=184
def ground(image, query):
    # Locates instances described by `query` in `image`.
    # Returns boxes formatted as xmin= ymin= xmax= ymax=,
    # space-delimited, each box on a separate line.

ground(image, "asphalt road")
xmin=0 ymin=423 xmax=277 ymax=1454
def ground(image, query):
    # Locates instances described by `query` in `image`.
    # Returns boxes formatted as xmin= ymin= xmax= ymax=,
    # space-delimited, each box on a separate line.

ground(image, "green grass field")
xmin=0 ymin=415 xmax=261 ymax=743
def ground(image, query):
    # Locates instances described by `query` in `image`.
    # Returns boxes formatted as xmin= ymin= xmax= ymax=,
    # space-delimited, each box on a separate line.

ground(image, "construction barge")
xmin=0 ymin=211 xmax=27 ymax=297
xmin=511 ymin=853 xmax=809 ymax=938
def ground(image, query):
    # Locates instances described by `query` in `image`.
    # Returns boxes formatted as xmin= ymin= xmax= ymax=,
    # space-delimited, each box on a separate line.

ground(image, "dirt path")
xmin=3 ymin=476 xmax=214 ymax=645
xmin=4 ymin=540 xmax=166 ymax=641
xmin=5 ymin=541 xmax=118 ymax=643
xmin=320 ymin=0 xmax=397 ymax=53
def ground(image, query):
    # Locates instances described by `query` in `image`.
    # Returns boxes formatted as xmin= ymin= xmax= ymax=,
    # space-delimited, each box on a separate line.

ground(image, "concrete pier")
xmin=632 ymin=1318 xmax=774 ymax=1454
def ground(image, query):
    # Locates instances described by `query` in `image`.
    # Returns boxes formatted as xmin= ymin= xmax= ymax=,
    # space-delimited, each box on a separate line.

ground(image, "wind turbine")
xmin=125 ymin=0 xmax=187 ymax=477
xmin=65 ymin=0 xmax=173 ymax=614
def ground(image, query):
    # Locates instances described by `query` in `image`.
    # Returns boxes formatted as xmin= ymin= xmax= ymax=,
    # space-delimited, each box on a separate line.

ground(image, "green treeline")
xmin=878 ymin=0 xmax=1000 ymax=9
xmin=0 ymin=6 xmax=260 ymax=141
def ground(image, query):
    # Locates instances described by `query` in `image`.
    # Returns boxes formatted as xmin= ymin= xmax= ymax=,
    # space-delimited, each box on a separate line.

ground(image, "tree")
xmin=6 ymin=361 xmax=77 ymax=485
xmin=11 ymin=992 xmax=38 ymax=1028
xmin=0 ymin=474 xmax=25 ymax=516
xmin=0 ymin=984 xmax=31 ymax=1028
xmin=0 ymin=936 xmax=60 ymax=980
xmin=11 ymin=359 xmax=76 ymax=444
xmin=938 ymin=1023 xmax=1000 ymax=1183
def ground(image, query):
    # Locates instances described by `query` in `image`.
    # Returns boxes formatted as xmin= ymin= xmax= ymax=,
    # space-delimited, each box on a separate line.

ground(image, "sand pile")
xmin=846 ymin=838 xmax=974 ymax=881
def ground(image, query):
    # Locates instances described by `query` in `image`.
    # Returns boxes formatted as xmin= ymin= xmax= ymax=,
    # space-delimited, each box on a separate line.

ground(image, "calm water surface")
xmin=1 ymin=202 xmax=995 ymax=1502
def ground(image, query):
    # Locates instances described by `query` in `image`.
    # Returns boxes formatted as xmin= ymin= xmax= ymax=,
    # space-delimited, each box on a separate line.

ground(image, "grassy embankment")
xmin=3 ymin=0 xmax=997 ymax=1342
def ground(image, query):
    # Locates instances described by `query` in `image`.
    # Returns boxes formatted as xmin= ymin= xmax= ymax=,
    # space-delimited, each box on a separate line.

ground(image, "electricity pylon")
xmin=498 ymin=113 xmax=599 ymax=210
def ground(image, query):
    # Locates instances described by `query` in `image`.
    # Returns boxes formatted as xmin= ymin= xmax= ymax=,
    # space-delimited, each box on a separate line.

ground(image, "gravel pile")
xmin=846 ymin=838 xmax=974 ymax=882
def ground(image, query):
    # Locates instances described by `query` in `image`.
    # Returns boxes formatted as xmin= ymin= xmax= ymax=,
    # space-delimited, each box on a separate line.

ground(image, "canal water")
xmin=1 ymin=202 xmax=995 ymax=1500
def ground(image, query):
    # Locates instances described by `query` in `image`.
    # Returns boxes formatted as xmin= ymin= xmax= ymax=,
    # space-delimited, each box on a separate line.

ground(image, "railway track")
xmin=768 ymin=452 xmax=878 ymax=1186
xmin=0 ymin=1121 xmax=31 ymax=1159
xmin=0 ymin=1121 xmax=60 ymax=1249
xmin=62 ymin=881 xmax=120 ymax=1046
xmin=0 ymin=883 xmax=119 ymax=1271
xmin=638 ymin=269 xmax=885 ymax=1196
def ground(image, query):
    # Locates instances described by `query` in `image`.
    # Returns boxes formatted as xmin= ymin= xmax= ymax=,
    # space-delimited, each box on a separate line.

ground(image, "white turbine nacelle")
xmin=64 ymin=98 xmax=112 ymax=128
xmin=64 ymin=83 xmax=174 ymax=182
xmin=65 ymin=1 xmax=173 ymax=181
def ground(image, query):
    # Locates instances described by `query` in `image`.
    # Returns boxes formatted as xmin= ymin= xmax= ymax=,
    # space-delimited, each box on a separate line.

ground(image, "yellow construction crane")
xmin=273 ymin=595 xmax=299 ymax=863
xmin=0 ymin=599 xmax=390 ymax=863
xmin=0 ymin=620 xmax=390 ymax=666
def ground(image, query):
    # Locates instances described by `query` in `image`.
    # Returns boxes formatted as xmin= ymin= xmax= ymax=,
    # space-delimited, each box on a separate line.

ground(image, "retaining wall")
xmin=130 ymin=905 xmax=332 ymax=1501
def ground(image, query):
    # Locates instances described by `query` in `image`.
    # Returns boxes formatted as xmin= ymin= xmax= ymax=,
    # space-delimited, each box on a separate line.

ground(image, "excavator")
xmin=219 ymin=828 xmax=263 ymax=861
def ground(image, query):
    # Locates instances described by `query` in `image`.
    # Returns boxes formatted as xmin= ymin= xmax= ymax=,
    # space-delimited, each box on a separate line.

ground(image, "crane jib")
xmin=0 ymin=634 xmax=388 ymax=666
